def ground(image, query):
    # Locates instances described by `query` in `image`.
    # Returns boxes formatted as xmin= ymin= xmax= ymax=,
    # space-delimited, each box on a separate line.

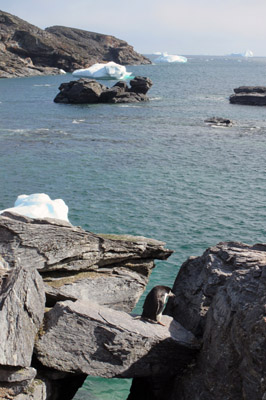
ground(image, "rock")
xmin=163 ymin=242 xmax=266 ymax=400
xmin=44 ymin=265 xmax=150 ymax=311
xmin=35 ymin=300 xmax=200 ymax=378
xmin=0 ymin=11 xmax=151 ymax=78
xmin=54 ymin=79 xmax=106 ymax=104
xmin=230 ymin=86 xmax=266 ymax=106
xmin=129 ymin=76 xmax=153 ymax=94
xmin=0 ymin=212 xmax=172 ymax=311
xmin=54 ymin=76 xmax=153 ymax=104
xmin=234 ymin=86 xmax=266 ymax=94
xmin=0 ymin=263 xmax=45 ymax=367
xmin=204 ymin=117 xmax=233 ymax=127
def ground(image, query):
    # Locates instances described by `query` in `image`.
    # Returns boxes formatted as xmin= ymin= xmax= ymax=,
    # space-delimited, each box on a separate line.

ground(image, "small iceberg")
xmin=229 ymin=50 xmax=253 ymax=58
xmin=154 ymin=52 xmax=187 ymax=63
xmin=244 ymin=49 xmax=253 ymax=57
xmin=72 ymin=61 xmax=133 ymax=80
xmin=0 ymin=193 xmax=69 ymax=222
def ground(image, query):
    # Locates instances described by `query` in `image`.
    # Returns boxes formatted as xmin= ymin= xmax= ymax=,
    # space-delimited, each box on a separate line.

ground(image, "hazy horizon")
xmin=1 ymin=0 xmax=266 ymax=57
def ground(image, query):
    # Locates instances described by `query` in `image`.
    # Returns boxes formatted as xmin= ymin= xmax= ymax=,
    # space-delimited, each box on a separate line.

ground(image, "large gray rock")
xmin=35 ymin=300 xmax=200 ymax=378
xmin=0 ymin=263 xmax=45 ymax=367
xmin=0 ymin=212 xmax=172 ymax=312
xmin=54 ymin=79 xmax=106 ymax=104
xmin=165 ymin=242 xmax=266 ymax=400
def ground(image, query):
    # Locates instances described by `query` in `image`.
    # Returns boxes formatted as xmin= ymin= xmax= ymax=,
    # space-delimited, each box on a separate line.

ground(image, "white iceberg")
xmin=0 ymin=193 xmax=69 ymax=222
xmin=244 ymin=50 xmax=253 ymax=57
xmin=154 ymin=52 xmax=187 ymax=63
xmin=72 ymin=61 xmax=133 ymax=80
xmin=229 ymin=50 xmax=254 ymax=58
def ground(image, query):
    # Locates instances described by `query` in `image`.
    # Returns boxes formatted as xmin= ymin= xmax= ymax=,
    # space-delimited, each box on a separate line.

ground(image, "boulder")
xmin=129 ymin=76 xmax=153 ymax=94
xmin=35 ymin=300 xmax=200 ymax=378
xmin=0 ymin=263 xmax=45 ymax=367
xmin=54 ymin=76 xmax=153 ymax=104
xmin=230 ymin=86 xmax=266 ymax=106
xmin=0 ymin=212 xmax=172 ymax=311
xmin=54 ymin=79 xmax=106 ymax=104
xmin=164 ymin=242 xmax=266 ymax=400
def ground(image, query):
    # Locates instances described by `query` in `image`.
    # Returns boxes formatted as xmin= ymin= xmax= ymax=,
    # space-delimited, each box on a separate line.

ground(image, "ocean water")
xmin=1 ymin=55 xmax=266 ymax=399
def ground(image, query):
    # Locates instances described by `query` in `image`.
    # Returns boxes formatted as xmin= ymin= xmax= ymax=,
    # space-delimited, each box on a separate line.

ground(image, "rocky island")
xmin=54 ymin=76 xmax=153 ymax=104
xmin=230 ymin=86 xmax=266 ymax=106
xmin=0 ymin=10 xmax=150 ymax=78
xmin=0 ymin=212 xmax=265 ymax=400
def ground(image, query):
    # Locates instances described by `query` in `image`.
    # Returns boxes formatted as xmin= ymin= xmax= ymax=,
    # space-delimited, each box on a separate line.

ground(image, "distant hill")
xmin=0 ymin=10 xmax=151 ymax=78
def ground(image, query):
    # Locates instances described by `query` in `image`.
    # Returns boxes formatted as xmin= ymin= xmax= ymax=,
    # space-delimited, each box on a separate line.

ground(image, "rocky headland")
xmin=0 ymin=213 xmax=265 ymax=400
xmin=0 ymin=10 xmax=151 ymax=78
xmin=54 ymin=76 xmax=153 ymax=104
xmin=230 ymin=86 xmax=266 ymax=106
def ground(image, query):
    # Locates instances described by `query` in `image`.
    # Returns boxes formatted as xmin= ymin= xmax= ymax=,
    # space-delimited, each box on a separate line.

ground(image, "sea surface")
xmin=1 ymin=55 xmax=266 ymax=399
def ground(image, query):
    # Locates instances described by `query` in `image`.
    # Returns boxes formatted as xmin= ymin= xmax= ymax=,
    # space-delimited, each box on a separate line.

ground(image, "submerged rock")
xmin=204 ymin=117 xmax=233 ymax=127
xmin=54 ymin=76 xmax=153 ymax=104
xmin=230 ymin=86 xmax=266 ymax=106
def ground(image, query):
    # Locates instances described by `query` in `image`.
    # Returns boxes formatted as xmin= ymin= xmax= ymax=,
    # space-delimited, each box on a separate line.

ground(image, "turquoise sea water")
xmin=1 ymin=56 xmax=266 ymax=399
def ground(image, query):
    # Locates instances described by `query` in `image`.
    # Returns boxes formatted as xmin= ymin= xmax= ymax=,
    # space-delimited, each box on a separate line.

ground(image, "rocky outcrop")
xmin=35 ymin=300 xmax=199 ymax=378
xmin=0 ymin=211 xmax=171 ymax=311
xmin=2 ymin=211 xmax=265 ymax=400
xmin=230 ymin=86 xmax=266 ymax=106
xmin=0 ymin=10 xmax=151 ymax=78
xmin=54 ymin=76 xmax=153 ymax=104
xmin=134 ymin=242 xmax=266 ymax=400
xmin=0 ymin=212 xmax=177 ymax=399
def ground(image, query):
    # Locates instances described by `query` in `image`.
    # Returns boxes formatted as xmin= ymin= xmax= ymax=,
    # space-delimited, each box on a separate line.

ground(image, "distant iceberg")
xmin=244 ymin=50 xmax=253 ymax=57
xmin=0 ymin=193 xmax=69 ymax=222
xmin=154 ymin=52 xmax=187 ymax=63
xmin=229 ymin=50 xmax=253 ymax=58
xmin=72 ymin=61 xmax=133 ymax=80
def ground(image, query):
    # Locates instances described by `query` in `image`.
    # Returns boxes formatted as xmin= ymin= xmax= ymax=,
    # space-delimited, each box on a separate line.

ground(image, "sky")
xmin=1 ymin=0 xmax=266 ymax=56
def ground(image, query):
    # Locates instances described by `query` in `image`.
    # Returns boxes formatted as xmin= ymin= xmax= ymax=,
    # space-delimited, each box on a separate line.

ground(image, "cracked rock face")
xmin=165 ymin=242 xmax=266 ymax=400
xmin=0 ymin=264 xmax=45 ymax=367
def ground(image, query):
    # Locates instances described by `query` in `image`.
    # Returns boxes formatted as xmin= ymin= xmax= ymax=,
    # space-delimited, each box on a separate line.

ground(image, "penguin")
xmin=141 ymin=285 xmax=175 ymax=326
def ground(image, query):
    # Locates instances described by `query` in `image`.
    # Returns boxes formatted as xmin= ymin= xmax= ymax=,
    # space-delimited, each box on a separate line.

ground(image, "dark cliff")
xmin=0 ymin=10 xmax=151 ymax=78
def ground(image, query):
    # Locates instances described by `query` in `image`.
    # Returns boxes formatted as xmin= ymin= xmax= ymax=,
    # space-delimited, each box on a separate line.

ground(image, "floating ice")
xmin=0 ymin=193 xmax=69 ymax=222
xmin=244 ymin=50 xmax=253 ymax=57
xmin=72 ymin=61 xmax=133 ymax=80
xmin=229 ymin=50 xmax=253 ymax=58
xmin=154 ymin=52 xmax=187 ymax=63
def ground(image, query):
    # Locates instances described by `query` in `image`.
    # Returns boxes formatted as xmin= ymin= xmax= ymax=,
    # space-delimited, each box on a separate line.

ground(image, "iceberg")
xmin=72 ymin=61 xmax=133 ymax=80
xmin=154 ymin=52 xmax=187 ymax=63
xmin=229 ymin=50 xmax=253 ymax=58
xmin=244 ymin=50 xmax=253 ymax=57
xmin=0 ymin=193 xmax=69 ymax=222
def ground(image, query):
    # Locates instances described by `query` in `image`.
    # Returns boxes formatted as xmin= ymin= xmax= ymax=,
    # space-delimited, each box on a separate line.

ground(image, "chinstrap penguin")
xmin=141 ymin=285 xmax=175 ymax=326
